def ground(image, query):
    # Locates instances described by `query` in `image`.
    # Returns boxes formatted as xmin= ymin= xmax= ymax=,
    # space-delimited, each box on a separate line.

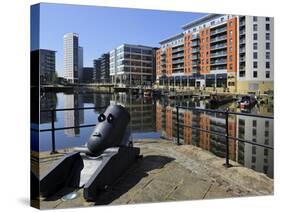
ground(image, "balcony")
xmin=240 ymin=57 xmax=245 ymax=62
xmin=240 ymin=48 xmax=246 ymax=53
xmin=173 ymin=59 xmax=184 ymax=64
xmin=192 ymin=61 xmax=200 ymax=67
xmin=191 ymin=55 xmax=199 ymax=60
xmin=173 ymin=65 xmax=184 ymax=70
xmin=191 ymin=34 xmax=199 ymax=40
xmin=210 ymin=27 xmax=227 ymax=36
xmin=210 ymin=35 xmax=227 ymax=43
xmin=192 ymin=67 xmax=200 ymax=73
xmin=172 ymin=47 xmax=184 ymax=54
xmin=191 ymin=41 xmax=200 ymax=47
xmin=211 ymin=59 xmax=227 ymax=65
xmin=210 ymin=51 xmax=227 ymax=58
xmin=239 ymin=21 xmax=245 ymax=27
xmin=210 ymin=66 xmax=227 ymax=71
xmin=172 ymin=53 xmax=184 ymax=59
xmin=191 ymin=47 xmax=200 ymax=53
xmin=210 ymin=43 xmax=227 ymax=50
xmin=239 ymin=29 xmax=245 ymax=35
xmin=240 ymin=39 xmax=246 ymax=44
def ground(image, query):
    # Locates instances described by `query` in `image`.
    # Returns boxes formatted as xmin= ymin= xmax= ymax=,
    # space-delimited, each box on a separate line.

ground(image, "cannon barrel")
xmin=87 ymin=104 xmax=130 ymax=156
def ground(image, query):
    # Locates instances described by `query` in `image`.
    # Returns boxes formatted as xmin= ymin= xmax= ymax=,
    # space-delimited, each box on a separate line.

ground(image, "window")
xmin=251 ymin=156 xmax=256 ymax=163
xmin=253 ymin=61 xmax=258 ymax=68
xmin=266 ymin=42 xmax=270 ymax=50
xmin=253 ymin=24 xmax=258 ymax=31
xmin=266 ymin=52 xmax=270 ymax=59
xmin=252 ymin=146 xmax=256 ymax=154
xmin=266 ymin=17 xmax=270 ymax=21
xmin=253 ymin=43 xmax=258 ymax=50
xmin=266 ymin=62 xmax=270 ymax=69
xmin=264 ymin=139 xmax=269 ymax=145
xmin=253 ymin=16 xmax=257 ymax=22
xmin=266 ymin=23 xmax=270 ymax=31
xmin=266 ymin=33 xmax=270 ymax=40
xmin=264 ymin=149 xmax=268 ymax=156
xmin=253 ymin=128 xmax=257 ymax=136
xmin=211 ymin=21 xmax=215 ymax=25
xmin=253 ymin=71 xmax=258 ymax=78
xmin=221 ymin=17 xmax=225 ymax=22
xmin=252 ymin=138 xmax=256 ymax=143
xmin=266 ymin=71 xmax=270 ymax=78
xmin=253 ymin=33 xmax=258 ymax=40
xmin=253 ymin=52 xmax=258 ymax=59
xmin=229 ymin=55 xmax=233 ymax=62
xmin=265 ymin=120 xmax=270 ymax=128
xmin=253 ymin=120 xmax=257 ymax=127
xmin=265 ymin=130 xmax=269 ymax=137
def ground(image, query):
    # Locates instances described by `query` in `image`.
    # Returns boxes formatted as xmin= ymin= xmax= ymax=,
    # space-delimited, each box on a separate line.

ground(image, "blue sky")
xmin=32 ymin=3 xmax=207 ymax=77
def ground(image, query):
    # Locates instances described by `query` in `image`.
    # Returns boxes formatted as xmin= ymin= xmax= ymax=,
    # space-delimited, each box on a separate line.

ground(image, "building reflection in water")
xmin=110 ymin=93 xmax=156 ymax=134
xmin=40 ymin=92 xmax=57 ymax=124
xmin=156 ymin=99 xmax=273 ymax=178
xmin=64 ymin=92 xmax=84 ymax=136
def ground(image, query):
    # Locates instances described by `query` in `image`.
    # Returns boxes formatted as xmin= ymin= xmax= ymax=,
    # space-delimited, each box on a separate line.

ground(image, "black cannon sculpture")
xmin=40 ymin=104 xmax=140 ymax=201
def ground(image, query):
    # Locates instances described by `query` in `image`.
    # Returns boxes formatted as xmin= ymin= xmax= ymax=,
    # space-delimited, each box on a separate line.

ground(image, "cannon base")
xmin=39 ymin=146 xmax=140 ymax=201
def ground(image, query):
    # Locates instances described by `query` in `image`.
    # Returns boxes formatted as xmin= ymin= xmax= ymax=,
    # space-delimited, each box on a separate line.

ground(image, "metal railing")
xmin=32 ymin=106 xmax=107 ymax=154
xmin=175 ymin=105 xmax=274 ymax=167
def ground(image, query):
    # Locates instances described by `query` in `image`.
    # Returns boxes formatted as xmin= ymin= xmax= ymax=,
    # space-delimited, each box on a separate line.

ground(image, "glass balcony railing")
xmin=210 ymin=43 xmax=227 ymax=50
xmin=210 ymin=59 xmax=227 ymax=65
xmin=210 ymin=51 xmax=227 ymax=58
xmin=210 ymin=27 xmax=227 ymax=35
xmin=172 ymin=53 xmax=184 ymax=58
xmin=172 ymin=47 xmax=184 ymax=53
xmin=210 ymin=35 xmax=227 ymax=43
xmin=191 ymin=48 xmax=200 ymax=53
xmin=239 ymin=29 xmax=245 ymax=35
xmin=173 ymin=59 xmax=184 ymax=64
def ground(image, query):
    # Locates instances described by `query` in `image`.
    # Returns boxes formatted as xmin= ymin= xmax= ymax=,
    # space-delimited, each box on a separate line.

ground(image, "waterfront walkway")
xmin=33 ymin=139 xmax=273 ymax=209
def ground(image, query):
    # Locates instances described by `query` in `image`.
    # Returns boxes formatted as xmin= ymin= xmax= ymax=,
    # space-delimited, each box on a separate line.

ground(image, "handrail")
xmin=175 ymin=105 xmax=274 ymax=168
xmin=32 ymin=105 xmax=108 ymax=154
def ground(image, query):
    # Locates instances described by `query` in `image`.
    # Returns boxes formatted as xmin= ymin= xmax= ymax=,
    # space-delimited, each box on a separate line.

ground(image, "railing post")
xmin=50 ymin=109 xmax=58 ymax=154
xmin=176 ymin=106 xmax=180 ymax=145
xmin=224 ymin=108 xmax=231 ymax=167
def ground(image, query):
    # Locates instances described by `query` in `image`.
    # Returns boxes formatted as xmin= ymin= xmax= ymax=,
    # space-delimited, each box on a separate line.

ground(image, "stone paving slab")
xmin=32 ymin=139 xmax=273 ymax=209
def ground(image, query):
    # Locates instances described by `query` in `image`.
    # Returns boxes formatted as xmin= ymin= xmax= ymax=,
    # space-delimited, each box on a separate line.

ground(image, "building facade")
xmin=110 ymin=44 xmax=156 ymax=87
xmin=237 ymin=16 xmax=274 ymax=94
xmin=82 ymin=67 xmax=94 ymax=83
xmin=157 ymin=14 xmax=273 ymax=94
xmin=93 ymin=53 xmax=110 ymax=83
xmin=63 ymin=33 xmax=83 ymax=83
xmin=93 ymin=59 xmax=101 ymax=83
xmin=32 ymin=49 xmax=56 ymax=84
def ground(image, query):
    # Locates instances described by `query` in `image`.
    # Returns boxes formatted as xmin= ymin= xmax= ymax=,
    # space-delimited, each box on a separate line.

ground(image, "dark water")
xmin=37 ymin=91 xmax=274 ymax=178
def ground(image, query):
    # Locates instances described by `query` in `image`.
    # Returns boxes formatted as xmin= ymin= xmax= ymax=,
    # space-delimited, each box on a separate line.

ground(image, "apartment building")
xmin=82 ymin=67 xmax=93 ymax=83
xmin=63 ymin=33 xmax=83 ymax=83
xmin=93 ymin=53 xmax=110 ymax=83
xmin=93 ymin=59 xmax=101 ymax=83
xmin=31 ymin=49 xmax=56 ymax=84
xmin=110 ymin=44 xmax=156 ymax=87
xmin=157 ymin=14 xmax=274 ymax=94
xmin=237 ymin=16 xmax=274 ymax=94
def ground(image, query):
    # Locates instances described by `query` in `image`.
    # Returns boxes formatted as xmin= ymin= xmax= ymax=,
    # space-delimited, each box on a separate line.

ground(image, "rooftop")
xmin=181 ymin=14 xmax=223 ymax=30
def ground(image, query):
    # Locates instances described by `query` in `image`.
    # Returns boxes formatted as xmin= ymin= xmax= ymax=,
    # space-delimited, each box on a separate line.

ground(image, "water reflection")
xmin=38 ymin=91 xmax=273 ymax=178
xmin=156 ymin=99 xmax=273 ymax=178
xmin=64 ymin=93 xmax=84 ymax=136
